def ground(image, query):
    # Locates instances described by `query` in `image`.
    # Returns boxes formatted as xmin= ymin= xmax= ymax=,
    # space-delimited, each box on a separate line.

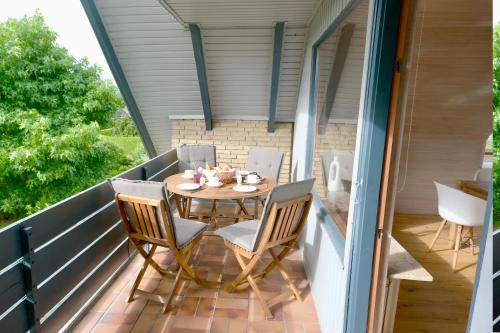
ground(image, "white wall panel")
xmin=203 ymin=27 xmax=305 ymax=121
xmin=278 ymin=28 xmax=307 ymax=120
xmin=166 ymin=0 xmax=321 ymax=28
xmin=95 ymin=0 xmax=203 ymax=153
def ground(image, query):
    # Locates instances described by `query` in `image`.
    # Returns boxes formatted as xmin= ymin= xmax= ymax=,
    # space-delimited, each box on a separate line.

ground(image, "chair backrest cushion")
xmin=246 ymin=148 xmax=284 ymax=182
xmin=434 ymin=181 xmax=487 ymax=227
xmin=177 ymin=144 xmax=216 ymax=172
xmin=108 ymin=178 xmax=175 ymax=240
xmin=473 ymin=168 xmax=492 ymax=182
xmin=251 ymin=178 xmax=315 ymax=251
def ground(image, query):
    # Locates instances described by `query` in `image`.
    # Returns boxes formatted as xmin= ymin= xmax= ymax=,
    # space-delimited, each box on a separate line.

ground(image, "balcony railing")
xmin=0 ymin=149 xmax=178 ymax=332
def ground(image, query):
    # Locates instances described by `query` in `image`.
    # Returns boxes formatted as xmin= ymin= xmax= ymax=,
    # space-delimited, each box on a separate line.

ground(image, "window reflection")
xmin=312 ymin=0 xmax=369 ymax=235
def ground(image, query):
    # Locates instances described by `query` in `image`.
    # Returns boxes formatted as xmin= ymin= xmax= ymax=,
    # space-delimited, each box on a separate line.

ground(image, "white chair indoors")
xmin=429 ymin=181 xmax=487 ymax=272
xmin=473 ymin=167 xmax=492 ymax=182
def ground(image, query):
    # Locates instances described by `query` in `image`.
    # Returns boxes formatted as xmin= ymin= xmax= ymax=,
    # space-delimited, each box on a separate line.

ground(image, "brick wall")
xmin=312 ymin=123 xmax=358 ymax=200
xmin=171 ymin=119 xmax=293 ymax=184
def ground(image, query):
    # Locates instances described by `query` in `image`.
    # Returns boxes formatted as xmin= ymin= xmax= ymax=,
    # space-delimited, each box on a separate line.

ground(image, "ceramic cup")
xmin=184 ymin=169 xmax=194 ymax=178
xmin=247 ymin=174 xmax=259 ymax=184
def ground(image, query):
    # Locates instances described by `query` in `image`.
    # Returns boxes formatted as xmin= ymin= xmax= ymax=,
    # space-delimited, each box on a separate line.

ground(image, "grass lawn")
xmin=100 ymin=130 xmax=147 ymax=161
xmin=104 ymin=135 xmax=143 ymax=153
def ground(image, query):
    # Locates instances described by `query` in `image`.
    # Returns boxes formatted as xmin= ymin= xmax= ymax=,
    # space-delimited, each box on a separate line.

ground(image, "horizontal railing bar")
xmin=0 ymin=228 xmax=23 ymax=274
xmin=0 ymin=295 xmax=27 ymax=322
xmin=0 ymin=258 xmax=23 ymax=277
xmin=143 ymin=149 xmax=178 ymax=179
xmin=40 ymin=241 xmax=130 ymax=332
xmin=37 ymin=219 xmax=122 ymax=288
xmin=34 ymin=204 xmax=119 ymax=282
xmin=40 ymin=237 xmax=128 ymax=323
xmin=147 ymin=160 xmax=179 ymax=181
xmin=0 ymin=296 xmax=29 ymax=333
xmin=0 ymin=263 xmax=25 ymax=318
xmin=35 ymin=201 xmax=115 ymax=254
xmin=37 ymin=225 xmax=127 ymax=315
xmin=59 ymin=250 xmax=135 ymax=332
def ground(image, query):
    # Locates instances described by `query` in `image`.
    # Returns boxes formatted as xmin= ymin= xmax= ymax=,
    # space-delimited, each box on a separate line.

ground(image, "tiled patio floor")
xmin=73 ymin=206 xmax=320 ymax=333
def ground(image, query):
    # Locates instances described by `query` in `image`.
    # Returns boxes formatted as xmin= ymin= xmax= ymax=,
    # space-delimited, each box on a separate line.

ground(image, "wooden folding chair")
xmin=215 ymin=179 xmax=314 ymax=317
xmin=110 ymin=178 xmax=208 ymax=313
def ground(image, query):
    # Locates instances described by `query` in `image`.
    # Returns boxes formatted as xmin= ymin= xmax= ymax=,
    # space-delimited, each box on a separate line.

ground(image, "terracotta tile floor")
xmin=73 ymin=205 xmax=320 ymax=333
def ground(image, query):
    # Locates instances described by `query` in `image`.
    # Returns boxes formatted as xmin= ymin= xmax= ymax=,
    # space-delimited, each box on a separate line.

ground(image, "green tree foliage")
xmin=110 ymin=116 xmax=139 ymax=137
xmin=493 ymin=23 xmax=500 ymax=222
xmin=0 ymin=13 xmax=135 ymax=218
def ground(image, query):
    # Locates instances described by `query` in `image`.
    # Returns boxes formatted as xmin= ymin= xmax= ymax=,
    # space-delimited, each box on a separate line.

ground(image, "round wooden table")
xmin=164 ymin=173 xmax=277 ymax=222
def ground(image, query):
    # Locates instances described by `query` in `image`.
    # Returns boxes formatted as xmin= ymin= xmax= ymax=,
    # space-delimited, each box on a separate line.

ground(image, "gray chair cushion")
xmin=246 ymin=148 xmax=284 ymax=182
xmin=177 ymin=144 xmax=216 ymax=172
xmin=174 ymin=217 xmax=208 ymax=247
xmin=214 ymin=220 xmax=260 ymax=252
xmin=214 ymin=179 xmax=315 ymax=252
xmin=108 ymin=178 xmax=175 ymax=240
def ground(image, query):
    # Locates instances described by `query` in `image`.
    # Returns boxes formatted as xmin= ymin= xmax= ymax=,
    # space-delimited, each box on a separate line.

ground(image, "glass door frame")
xmin=303 ymin=0 xmax=403 ymax=331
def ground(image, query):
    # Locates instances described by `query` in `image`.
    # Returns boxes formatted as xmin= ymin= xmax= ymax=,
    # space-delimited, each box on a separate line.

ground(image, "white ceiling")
xmin=94 ymin=0 xmax=314 ymax=153
xmin=163 ymin=0 xmax=322 ymax=28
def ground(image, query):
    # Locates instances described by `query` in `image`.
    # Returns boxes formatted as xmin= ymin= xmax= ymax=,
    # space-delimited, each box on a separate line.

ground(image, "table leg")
xmin=185 ymin=197 xmax=192 ymax=219
xmin=211 ymin=200 xmax=218 ymax=228
xmin=254 ymin=197 xmax=259 ymax=219
xmin=173 ymin=194 xmax=184 ymax=218
xmin=236 ymin=199 xmax=249 ymax=213
xmin=382 ymin=278 xmax=400 ymax=333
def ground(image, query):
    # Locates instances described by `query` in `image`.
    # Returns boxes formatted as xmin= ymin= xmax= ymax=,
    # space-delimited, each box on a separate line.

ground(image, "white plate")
xmin=206 ymin=181 xmax=223 ymax=188
xmin=176 ymin=183 xmax=200 ymax=191
xmin=181 ymin=174 xmax=194 ymax=179
xmin=233 ymin=185 xmax=257 ymax=193
xmin=239 ymin=170 xmax=251 ymax=176
xmin=245 ymin=179 xmax=261 ymax=185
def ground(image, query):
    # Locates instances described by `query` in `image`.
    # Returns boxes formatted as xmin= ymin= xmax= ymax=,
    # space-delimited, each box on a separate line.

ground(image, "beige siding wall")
xmin=312 ymin=123 xmax=358 ymax=199
xmin=171 ymin=119 xmax=293 ymax=184
xmin=394 ymin=0 xmax=492 ymax=214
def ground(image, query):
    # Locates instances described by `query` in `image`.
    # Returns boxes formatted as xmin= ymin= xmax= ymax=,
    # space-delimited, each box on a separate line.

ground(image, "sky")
xmin=0 ymin=0 xmax=114 ymax=81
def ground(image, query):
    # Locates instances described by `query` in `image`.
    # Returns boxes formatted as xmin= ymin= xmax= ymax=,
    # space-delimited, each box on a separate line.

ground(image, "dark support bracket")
xmin=189 ymin=24 xmax=213 ymax=131
xmin=318 ymin=23 xmax=355 ymax=134
xmin=267 ymin=22 xmax=286 ymax=133
xmin=21 ymin=227 xmax=41 ymax=332
xmin=80 ymin=0 xmax=157 ymax=158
